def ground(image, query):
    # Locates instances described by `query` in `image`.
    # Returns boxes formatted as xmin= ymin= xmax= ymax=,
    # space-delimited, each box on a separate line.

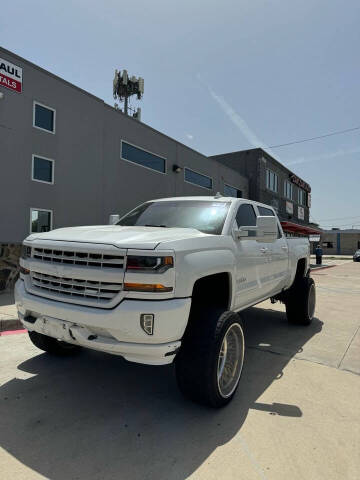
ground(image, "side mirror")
xmin=109 ymin=214 xmax=120 ymax=225
xmin=256 ymin=216 xmax=278 ymax=242
xmin=234 ymin=216 xmax=278 ymax=242
xmin=234 ymin=226 xmax=258 ymax=239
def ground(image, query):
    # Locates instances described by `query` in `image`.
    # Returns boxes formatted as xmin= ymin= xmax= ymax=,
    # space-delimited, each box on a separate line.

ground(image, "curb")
xmin=0 ymin=318 xmax=23 ymax=333
xmin=310 ymin=265 xmax=337 ymax=273
xmin=0 ymin=329 xmax=27 ymax=336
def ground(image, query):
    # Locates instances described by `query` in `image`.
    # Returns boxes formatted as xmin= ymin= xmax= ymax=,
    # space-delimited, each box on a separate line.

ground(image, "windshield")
xmin=117 ymin=200 xmax=230 ymax=235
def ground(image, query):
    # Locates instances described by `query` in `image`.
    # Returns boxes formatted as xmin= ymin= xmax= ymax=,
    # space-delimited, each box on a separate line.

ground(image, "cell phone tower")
xmin=113 ymin=69 xmax=144 ymax=121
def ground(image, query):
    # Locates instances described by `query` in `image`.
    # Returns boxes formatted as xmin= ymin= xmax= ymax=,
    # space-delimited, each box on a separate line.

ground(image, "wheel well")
xmin=274 ymin=258 xmax=307 ymax=303
xmin=191 ymin=273 xmax=231 ymax=312
xmin=294 ymin=258 xmax=307 ymax=283
xmin=180 ymin=273 xmax=231 ymax=344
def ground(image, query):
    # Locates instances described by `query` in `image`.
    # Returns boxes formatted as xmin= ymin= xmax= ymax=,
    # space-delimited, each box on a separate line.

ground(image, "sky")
xmin=1 ymin=0 xmax=359 ymax=229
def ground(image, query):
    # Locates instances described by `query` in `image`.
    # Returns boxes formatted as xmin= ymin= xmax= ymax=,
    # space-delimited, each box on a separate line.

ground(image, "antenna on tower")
xmin=113 ymin=69 xmax=144 ymax=120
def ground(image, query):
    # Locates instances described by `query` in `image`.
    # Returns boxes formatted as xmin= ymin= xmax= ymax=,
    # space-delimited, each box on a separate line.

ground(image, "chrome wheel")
xmin=217 ymin=323 xmax=244 ymax=398
xmin=308 ymin=283 xmax=316 ymax=319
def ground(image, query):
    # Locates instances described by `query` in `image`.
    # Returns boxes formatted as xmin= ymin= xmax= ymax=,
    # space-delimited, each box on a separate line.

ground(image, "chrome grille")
xmin=32 ymin=248 xmax=124 ymax=269
xmin=31 ymin=272 xmax=122 ymax=303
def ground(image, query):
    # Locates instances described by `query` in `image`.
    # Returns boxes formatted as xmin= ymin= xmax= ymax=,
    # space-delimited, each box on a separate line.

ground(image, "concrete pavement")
xmin=0 ymin=262 xmax=359 ymax=479
xmin=310 ymin=256 xmax=353 ymax=268
xmin=0 ymin=290 xmax=20 ymax=332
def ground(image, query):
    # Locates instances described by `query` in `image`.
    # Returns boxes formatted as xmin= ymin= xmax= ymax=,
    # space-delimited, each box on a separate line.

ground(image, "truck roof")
xmin=148 ymin=196 xmax=276 ymax=211
xmin=149 ymin=196 xmax=236 ymax=203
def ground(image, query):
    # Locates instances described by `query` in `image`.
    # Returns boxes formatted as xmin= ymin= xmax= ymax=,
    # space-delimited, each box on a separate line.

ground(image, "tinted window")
xmin=284 ymin=181 xmax=293 ymax=199
xmin=33 ymin=156 xmax=53 ymax=183
xmin=266 ymin=169 xmax=278 ymax=192
xmin=31 ymin=210 xmax=52 ymax=233
xmin=118 ymin=201 xmax=230 ymax=235
xmin=298 ymin=189 xmax=306 ymax=206
xmin=121 ymin=142 xmax=165 ymax=173
xmin=34 ymin=103 xmax=55 ymax=132
xmin=258 ymin=206 xmax=282 ymax=237
xmin=224 ymin=184 xmax=242 ymax=198
xmin=236 ymin=204 xmax=257 ymax=227
xmin=184 ymin=168 xmax=212 ymax=190
xmin=258 ymin=206 xmax=274 ymax=216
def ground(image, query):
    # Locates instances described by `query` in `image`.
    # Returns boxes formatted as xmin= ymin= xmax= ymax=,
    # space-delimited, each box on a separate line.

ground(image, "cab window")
xmin=235 ymin=204 xmax=257 ymax=227
xmin=257 ymin=205 xmax=282 ymax=238
xmin=258 ymin=206 xmax=274 ymax=216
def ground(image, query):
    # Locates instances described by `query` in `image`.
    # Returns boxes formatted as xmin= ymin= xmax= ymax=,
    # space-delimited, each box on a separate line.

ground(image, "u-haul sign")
xmin=0 ymin=58 xmax=23 ymax=93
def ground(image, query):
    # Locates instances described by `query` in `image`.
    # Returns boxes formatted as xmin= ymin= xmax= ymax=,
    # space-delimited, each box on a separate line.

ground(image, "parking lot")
xmin=0 ymin=261 xmax=359 ymax=480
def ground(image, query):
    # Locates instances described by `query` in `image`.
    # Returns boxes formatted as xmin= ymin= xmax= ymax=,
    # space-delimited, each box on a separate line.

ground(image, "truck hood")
xmin=27 ymin=225 xmax=208 ymax=250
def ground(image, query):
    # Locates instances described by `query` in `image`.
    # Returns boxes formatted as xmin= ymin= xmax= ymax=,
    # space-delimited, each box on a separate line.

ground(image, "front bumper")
xmin=15 ymin=280 xmax=191 ymax=365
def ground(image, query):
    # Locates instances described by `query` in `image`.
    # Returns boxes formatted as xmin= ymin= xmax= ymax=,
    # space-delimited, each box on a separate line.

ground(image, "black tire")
xmin=28 ymin=331 xmax=81 ymax=356
xmin=285 ymin=276 xmax=316 ymax=326
xmin=175 ymin=310 xmax=245 ymax=408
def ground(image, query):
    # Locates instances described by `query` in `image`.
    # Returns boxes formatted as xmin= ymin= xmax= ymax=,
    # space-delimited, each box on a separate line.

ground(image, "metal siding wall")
xmin=0 ymin=49 xmax=105 ymax=242
xmin=0 ymin=48 xmax=249 ymax=243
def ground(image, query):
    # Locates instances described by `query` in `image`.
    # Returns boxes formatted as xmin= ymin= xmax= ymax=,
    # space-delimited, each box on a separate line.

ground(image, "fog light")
xmin=140 ymin=314 xmax=154 ymax=335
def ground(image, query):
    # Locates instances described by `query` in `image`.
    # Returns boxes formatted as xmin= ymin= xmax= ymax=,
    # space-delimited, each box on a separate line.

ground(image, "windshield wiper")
xmin=144 ymin=224 xmax=168 ymax=228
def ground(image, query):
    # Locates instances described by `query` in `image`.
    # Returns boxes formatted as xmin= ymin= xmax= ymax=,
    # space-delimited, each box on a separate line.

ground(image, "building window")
xmin=224 ymin=184 xmax=242 ymax=198
xmin=32 ymin=155 xmax=54 ymax=184
xmin=284 ymin=180 xmax=293 ymax=199
xmin=298 ymin=188 xmax=306 ymax=206
xmin=298 ymin=206 xmax=305 ymax=220
xmin=184 ymin=167 xmax=213 ymax=190
xmin=235 ymin=204 xmax=257 ymax=227
xmin=33 ymin=102 xmax=56 ymax=133
xmin=322 ymin=242 xmax=334 ymax=248
xmin=266 ymin=169 xmax=278 ymax=192
xmin=30 ymin=208 xmax=53 ymax=233
xmin=121 ymin=141 xmax=166 ymax=174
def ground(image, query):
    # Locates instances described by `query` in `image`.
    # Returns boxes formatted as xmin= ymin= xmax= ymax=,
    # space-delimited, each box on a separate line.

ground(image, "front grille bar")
xmin=33 ymin=248 xmax=124 ymax=269
xmin=31 ymin=271 xmax=123 ymax=302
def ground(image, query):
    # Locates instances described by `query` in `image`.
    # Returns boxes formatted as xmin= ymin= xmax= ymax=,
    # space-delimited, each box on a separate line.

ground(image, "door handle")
xmin=281 ymin=245 xmax=288 ymax=250
xmin=260 ymin=247 xmax=268 ymax=253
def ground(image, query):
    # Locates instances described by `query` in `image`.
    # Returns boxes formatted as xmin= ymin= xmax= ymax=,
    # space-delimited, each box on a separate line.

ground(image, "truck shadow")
xmin=0 ymin=305 xmax=322 ymax=480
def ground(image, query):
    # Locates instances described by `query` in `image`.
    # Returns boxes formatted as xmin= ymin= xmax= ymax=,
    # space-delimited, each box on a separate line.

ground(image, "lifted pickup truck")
xmin=16 ymin=196 xmax=315 ymax=407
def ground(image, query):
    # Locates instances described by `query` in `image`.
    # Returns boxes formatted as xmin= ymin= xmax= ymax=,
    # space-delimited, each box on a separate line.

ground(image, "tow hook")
xmin=24 ymin=315 xmax=37 ymax=324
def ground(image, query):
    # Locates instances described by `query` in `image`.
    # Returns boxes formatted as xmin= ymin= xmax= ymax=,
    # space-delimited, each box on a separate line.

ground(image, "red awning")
xmin=280 ymin=221 xmax=321 ymax=235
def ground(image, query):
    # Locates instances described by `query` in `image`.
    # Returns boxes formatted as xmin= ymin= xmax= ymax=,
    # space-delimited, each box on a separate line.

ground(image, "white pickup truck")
xmin=16 ymin=196 xmax=315 ymax=407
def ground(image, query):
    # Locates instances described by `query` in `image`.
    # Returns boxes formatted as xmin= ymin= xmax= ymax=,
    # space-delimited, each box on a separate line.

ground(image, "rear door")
xmin=232 ymin=203 xmax=267 ymax=308
xmin=256 ymin=206 xmax=289 ymax=295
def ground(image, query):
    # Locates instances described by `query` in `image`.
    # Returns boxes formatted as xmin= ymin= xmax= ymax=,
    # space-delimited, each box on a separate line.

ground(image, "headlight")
xmin=21 ymin=245 xmax=31 ymax=260
xmin=126 ymin=255 xmax=173 ymax=273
